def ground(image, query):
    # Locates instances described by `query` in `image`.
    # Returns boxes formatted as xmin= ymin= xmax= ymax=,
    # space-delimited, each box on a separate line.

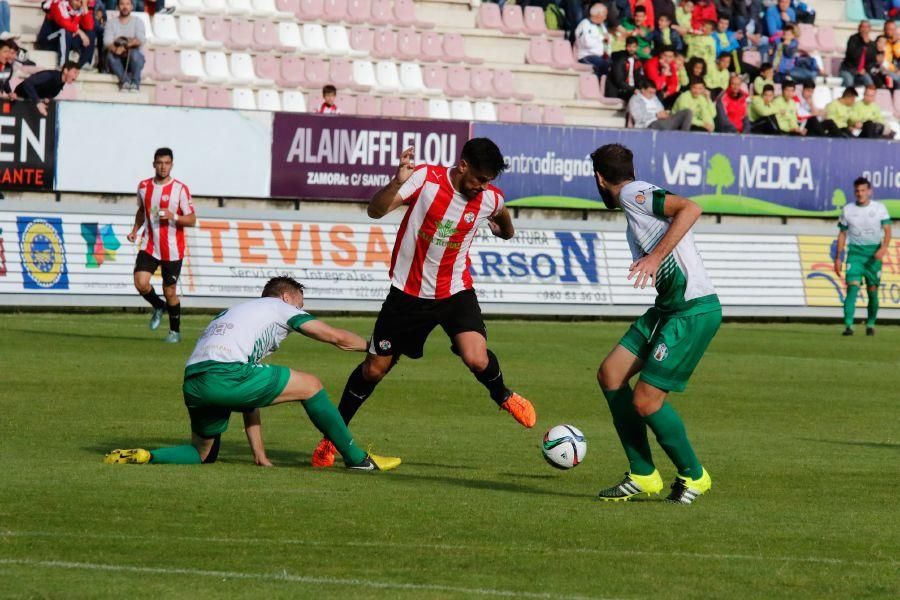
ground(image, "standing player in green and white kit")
xmin=591 ymin=144 xmax=720 ymax=505
xmin=834 ymin=177 xmax=892 ymax=336
xmin=105 ymin=277 xmax=400 ymax=471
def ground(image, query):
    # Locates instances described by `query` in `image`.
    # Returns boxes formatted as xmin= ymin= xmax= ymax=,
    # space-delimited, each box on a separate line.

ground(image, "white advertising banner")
xmin=55 ymin=102 xmax=272 ymax=197
xmin=1 ymin=206 xmax=898 ymax=318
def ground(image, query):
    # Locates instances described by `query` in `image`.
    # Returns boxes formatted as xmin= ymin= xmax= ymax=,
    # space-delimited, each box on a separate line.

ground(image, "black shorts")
xmin=133 ymin=250 xmax=182 ymax=287
xmin=370 ymin=287 xmax=487 ymax=359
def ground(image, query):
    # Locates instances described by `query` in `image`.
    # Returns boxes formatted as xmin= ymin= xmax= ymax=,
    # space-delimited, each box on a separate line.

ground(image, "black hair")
xmin=689 ymin=76 xmax=706 ymax=87
xmin=686 ymin=56 xmax=708 ymax=78
xmin=460 ymin=137 xmax=507 ymax=177
xmin=853 ymin=177 xmax=871 ymax=188
xmin=654 ymin=44 xmax=675 ymax=56
xmin=0 ymin=38 xmax=20 ymax=51
xmin=842 ymin=87 xmax=859 ymax=98
xmin=322 ymin=84 xmax=337 ymax=95
xmin=760 ymin=62 xmax=773 ymax=72
xmin=262 ymin=276 xmax=305 ymax=298
xmin=625 ymin=35 xmax=639 ymax=46
xmin=640 ymin=78 xmax=657 ymax=90
xmin=762 ymin=84 xmax=775 ymax=93
xmin=804 ymin=81 xmax=816 ymax=89
xmin=633 ymin=6 xmax=646 ymax=14
xmin=717 ymin=52 xmax=731 ymax=61
xmin=781 ymin=79 xmax=796 ymax=89
xmin=154 ymin=147 xmax=174 ymax=161
xmin=61 ymin=60 xmax=80 ymax=71
xmin=590 ymin=144 xmax=635 ymax=186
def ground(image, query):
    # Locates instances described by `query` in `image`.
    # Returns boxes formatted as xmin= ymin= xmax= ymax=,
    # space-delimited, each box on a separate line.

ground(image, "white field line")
xmin=0 ymin=558 xmax=611 ymax=600
xmin=2 ymin=530 xmax=895 ymax=569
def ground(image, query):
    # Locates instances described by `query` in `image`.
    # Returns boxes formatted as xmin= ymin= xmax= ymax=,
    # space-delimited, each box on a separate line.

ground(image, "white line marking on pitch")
xmin=0 ymin=559 xmax=611 ymax=600
xmin=2 ymin=530 xmax=895 ymax=569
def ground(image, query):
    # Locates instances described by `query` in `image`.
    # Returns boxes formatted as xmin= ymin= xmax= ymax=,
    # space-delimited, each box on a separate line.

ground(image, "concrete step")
xmin=416 ymin=0 xmax=476 ymax=30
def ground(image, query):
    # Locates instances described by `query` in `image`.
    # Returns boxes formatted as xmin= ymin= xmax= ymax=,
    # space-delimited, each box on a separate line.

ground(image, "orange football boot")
xmin=311 ymin=438 xmax=336 ymax=468
xmin=501 ymin=392 xmax=537 ymax=428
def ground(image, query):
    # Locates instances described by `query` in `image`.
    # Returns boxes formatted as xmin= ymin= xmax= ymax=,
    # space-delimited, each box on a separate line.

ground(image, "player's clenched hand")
xmin=628 ymin=254 xmax=662 ymax=289
xmin=394 ymin=146 xmax=416 ymax=185
xmin=487 ymin=218 xmax=502 ymax=237
xmin=874 ymin=248 xmax=887 ymax=261
xmin=833 ymin=259 xmax=841 ymax=275
xmin=127 ymin=230 xmax=137 ymax=243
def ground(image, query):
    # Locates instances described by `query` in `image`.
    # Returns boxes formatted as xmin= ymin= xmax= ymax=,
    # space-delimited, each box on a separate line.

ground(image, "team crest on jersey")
xmin=464 ymin=212 xmax=476 ymax=224
xmin=635 ymin=193 xmax=646 ymax=204
xmin=378 ymin=339 xmax=392 ymax=351
xmin=161 ymin=195 xmax=170 ymax=202
xmin=653 ymin=343 xmax=668 ymax=361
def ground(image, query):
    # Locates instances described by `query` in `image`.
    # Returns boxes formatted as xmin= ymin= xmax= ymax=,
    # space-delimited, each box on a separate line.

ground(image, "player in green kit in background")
xmin=104 ymin=277 xmax=400 ymax=471
xmin=834 ymin=177 xmax=892 ymax=336
xmin=590 ymin=144 xmax=720 ymax=505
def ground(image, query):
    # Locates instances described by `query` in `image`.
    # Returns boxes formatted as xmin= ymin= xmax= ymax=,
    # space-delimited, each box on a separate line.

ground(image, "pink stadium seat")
xmin=298 ymin=0 xmax=324 ymax=19
xmin=381 ymin=96 xmax=406 ymax=117
xmin=331 ymin=58 xmax=369 ymax=90
xmin=816 ymin=26 xmax=837 ymax=54
xmin=208 ymin=88 xmax=233 ymax=108
xmin=155 ymin=83 xmax=182 ymax=106
xmin=597 ymin=76 xmax=624 ymax=107
xmin=279 ymin=55 xmax=306 ymax=87
xmin=422 ymin=64 xmax=446 ymax=91
xmin=497 ymin=103 xmax=522 ymax=123
xmin=229 ymin=19 xmax=254 ymax=51
xmin=305 ymin=58 xmax=329 ymax=87
xmin=181 ymin=85 xmax=208 ymax=107
xmin=369 ymin=0 xmax=394 ymax=25
xmin=577 ymin=73 xmax=602 ymax=100
xmin=57 ymin=83 xmax=78 ymax=101
xmin=406 ymin=97 xmax=427 ymax=118
xmin=356 ymin=93 xmax=381 ymax=115
xmin=523 ymin=6 xmax=547 ymax=35
xmin=444 ymin=33 xmax=483 ymax=64
xmin=142 ymin=49 xmax=157 ymax=79
xmin=875 ymin=89 xmax=893 ymax=112
xmin=526 ymin=38 xmax=552 ymax=65
xmin=469 ymin=68 xmax=493 ymax=99
xmin=493 ymin=69 xmax=533 ymax=101
xmin=543 ymin=105 xmax=565 ymax=125
xmin=396 ymin=29 xmax=421 ymax=61
xmin=501 ymin=4 xmax=524 ymax=35
xmin=445 ymin=66 xmax=471 ymax=97
xmin=393 ymin=0 xmax=433 ymax=29
xmin=372 ymin=28 xmax=398 ymax=60
xmin=797 ymin=23 xmax=819 ymax=53
xmin=551 ymin=39 xmax=575 ymax=69
xmin=420 ymin=31 xmax=443 ymax=62
xmin=742 ymin=50 xmax=761 ymax=68
xmin=276 ymin=0 xmax=299 ymax=15
xmin=350 ymin=26 xmax=374 ymax=54
xmin=323 ymin=0 xmax=348 ymax=22
xmin=521 ymin=104 xmax=542 ymax=123
xmin=253 ymin=20 xmax=278 ymax=52
xmin=335 ymin=93 xmax=356 ymax=114
xmin=894 ymin=92 xmax=900 ymax=116
xmin=204 ymin=16 xmax=230 ymax=47
xmin=477 ymin=3 xmax=503 ymax=30
xmin=255 ymin=54 xmax=280 ymax=83
xmin=570 ymin=44 xmax=592 ymax=71
xmin=345 ymin=0 xmax=371 ymax=24
xmin=154 ymin=49 xmax=181 ymax=81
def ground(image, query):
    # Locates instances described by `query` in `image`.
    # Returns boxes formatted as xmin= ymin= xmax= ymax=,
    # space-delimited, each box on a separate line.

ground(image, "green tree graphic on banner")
xmin=706 ymin=153 xmax=735 ymax=196
xmin=831 ymin=188 xmax=847 ymax=209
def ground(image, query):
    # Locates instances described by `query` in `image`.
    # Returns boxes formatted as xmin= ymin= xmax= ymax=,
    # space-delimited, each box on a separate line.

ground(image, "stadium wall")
xmin=1 ymin=201 xmax=897 ymax=320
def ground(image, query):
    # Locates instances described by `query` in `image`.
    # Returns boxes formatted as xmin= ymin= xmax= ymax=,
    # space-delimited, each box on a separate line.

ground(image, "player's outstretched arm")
xmin=368 ymin=146 xmax=416 ymax=219
xmin=298 ymin=320 xmax=368 ymax=352
xmin=628 ymin=194 xmax=702 ymax=289
xmin=834 ymin=230 xmax=847 ymax=274
xmin=488 ymin=207 xmax=515 ymax=240
xmin=242 ymin=409 xmax=273 ymax=467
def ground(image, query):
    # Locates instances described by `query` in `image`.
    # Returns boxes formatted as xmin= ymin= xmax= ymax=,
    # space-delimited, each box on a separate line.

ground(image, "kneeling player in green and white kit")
xmin=105 ymin=277 xmax=400 ymax=471
xmin=591 ymin=144 xmax=720 ymax=505
xmin=834 ymin=177 xmax=892 ymax=336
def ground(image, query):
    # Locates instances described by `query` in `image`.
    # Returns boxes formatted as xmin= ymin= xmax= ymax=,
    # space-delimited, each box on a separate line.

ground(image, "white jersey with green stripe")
xmin=838 ymin=201 xmax=891 ymax=249
xmin=620 ymin=180 xmax=717 ymax=313
xmin=186 ymin=297 xmax=316 ymax=368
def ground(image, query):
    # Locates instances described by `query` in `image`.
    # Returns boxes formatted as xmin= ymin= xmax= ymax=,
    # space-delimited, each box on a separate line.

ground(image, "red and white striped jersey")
xmin=390 ymin=165 xmax=505 ymax=299
xmin=137 ymin=177 xmax=194 ymax=261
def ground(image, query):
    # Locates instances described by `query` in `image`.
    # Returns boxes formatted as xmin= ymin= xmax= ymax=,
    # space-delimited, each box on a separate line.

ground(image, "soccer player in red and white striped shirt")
xmin=126 ymin=147 xmax=196 ymax=343
xmin=311 ymin=138 xmax=537 ymax=468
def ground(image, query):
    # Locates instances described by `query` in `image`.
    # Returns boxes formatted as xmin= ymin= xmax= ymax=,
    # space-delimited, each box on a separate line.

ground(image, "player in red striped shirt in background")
xmin=311 ymin=138 xmax=537 ymax=468
xmin=126 ymin=147 xmax=196 ymax=343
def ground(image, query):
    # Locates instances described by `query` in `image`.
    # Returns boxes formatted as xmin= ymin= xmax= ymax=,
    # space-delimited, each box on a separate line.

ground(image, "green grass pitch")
xmin=1 ymin=313 xmax=898 ymax=599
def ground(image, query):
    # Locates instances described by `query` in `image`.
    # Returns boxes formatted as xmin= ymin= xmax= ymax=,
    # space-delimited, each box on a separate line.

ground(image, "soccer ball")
xmin=542 ymin=424 xmax=587 ymax=469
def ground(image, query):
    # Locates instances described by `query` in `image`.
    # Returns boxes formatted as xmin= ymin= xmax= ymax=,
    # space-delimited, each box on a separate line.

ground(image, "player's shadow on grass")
xmin=800 ymin=438 xmax=900 ymax=450
xmin=389 ymin=472 xmax=586 ymax=498
xmin=5 ymin=326 xmax=166 ymax=343
xmin=87 ymin=440 xmax=312 ymax=465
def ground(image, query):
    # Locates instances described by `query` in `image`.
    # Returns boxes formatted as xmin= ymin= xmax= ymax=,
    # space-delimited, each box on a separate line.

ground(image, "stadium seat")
xmin=497 ymin=103 xmax=522 ymax=123
xmin=381 ymin=96 xmax=406 ymax=117
xmin=597 ymin=76 xmax=623 ymax=106
xmin=323 ymin=0 xmax=348 ymax=22
xmin=493 ymin=69 xmax=532 ymax=101
xmin=894 ymin=93 xmax=900 ymax=117
xmin=797 ymin=24 xmax=819 ymax=53
xmin=232 ymin=53 xmax=271 ymax=86
xmin=501 ymin=4 xmax=524 ymax=35
xmin=393 ymin=0 xmax=434 ymax=29
xmin=302 ymin=24 xmax=329 ymax=54
xmin=276 ymin=0 xmax=300 ymax=17
xmin=543 ymin=105 xmax=565 ymax=124
xmin=331 ymin=58 xmax=366 ymax=89
xmin=282 ymin=90 xmax=307 ymax=112
xmin=875 ymin=89 xmax=893 ymax=113
xmin=422 ymin=64 xmax=446 ymax=93
xmin=152 ymin=14 xmax=180 ymax=46
xmin=207 ymin=87 xmax=233 ymax=108
xmin=202 ymin=0 xmax=228 ymax=14
xmin=372 ymin=28 xmax=398 ymax=60
xmin=816 ymin=26 xmax=837 ymax=54
xmin=298 ymin=0 xmax=325 ymax=19
xmin=204 ymin=51 xmax=232 ymax=84
xmin=521 ymin=104 xmax=542 ymax=123
xmin=399 ymin=62 xmax=431 ymax=95
xmin=142 ymin=49 xmax=157 ymax=79
xmin=304 ymin=57 xmax=329 ymax=87
xmin=352 ymin=59 xmax=378 ymax=88
xmin=420 ymin=31 xmax=443 ymax=62
xmin=450 ymin=99 xmax=474 ymax=120
xmin=375 ymin=61 xmax=401 ymax=92
xmin=476 ymin=3 xmax=503 ymax=30
xmin=155 ymin=49 xmax=182 ymax=81
xmin=57 ymin=83 xmax=78 ymax=101
xmin=204 ymin=16 xmax=230 ymax=48
xmin=444 ymin=66 xmax=471 ymax=97
xmin=175 ymin=0 xmax=205 ymax=13
xmin=255 ymin=54 xmax=281 ymax=83
xmin=253 ymin=20 xmax=278 ymax=51
xmin=345 ymin=0 xmax=371 ymax=25
xmin=228 ymin=0 xmax=254 ymax=14
xmin=229 ymin=19 xmax=254 ymax=51
xmin=526 ymin=38 xmax=552 ymax=66
xmin=550 ymin=39 xmax=575 ymax=69
xmin=428 ymin=98 xmax=451 ymax=119
xmin=174 ymin=49 xmax=201 ymax=81
xmin=356 ymin=94 xmax=381 ymax=115
xmin=133 ymin=11 xmax=155 ymax=44
xmin=468 ymin=68 xmax=493 ymax=98
xmin=369 ymin=0 xmax=394 ymax=25
xmin=179 ymin=16 xmax=218 ymax=49
xmin=279 ymin=55 xmax=306 ymax=87
xmin=257 ymin=88 xmax=282 ymax=111
xmin=252 ymin=0 xmax=293 ymax=18
xmin=577 ymin=73 xmax=602 ymax=100
xmin=233 ymin=88 xmax=257 ymax=110
xmin=324 ymin=25 xmax=353 ymax=56
xmin=396 ymin=29 xmax=421 ymax=62
xmin=523 ymin=6 xmax=552 ymax=36
xmin=444 ymin=33 xmax=482 ymax=64
xmin=154 ymin=83 xmax=182 ymax=105
xmin=349 ymin=26 xmax=374 ymax=55
xmin=473 ymin=100 xmax=497 ymax=121
xmin=406 ymin=97 xmax=427 ymax=118
xmin=336 ymin=93 xmax=357 ymax=113
xmin=742 ymin=50 xmax=761 ymax=68
xmin=277 ymin=22 xmax=304 ymax=52
xmin=181 ymin=84 xmax=209 ymax=107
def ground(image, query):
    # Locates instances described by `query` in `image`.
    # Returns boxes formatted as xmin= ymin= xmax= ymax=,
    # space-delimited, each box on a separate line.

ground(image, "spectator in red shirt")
xmin=316 ymin=84 xmax=340 ymax=114
xmin=691 ymin=0 xmax=718 ymax=31
xmin=36 ymin=0 xmax=95 ymax=68
xmin=716 ymin=73 xmax=749 ymax=132
xmin=644 ymin=45 xmax=680 ymax=107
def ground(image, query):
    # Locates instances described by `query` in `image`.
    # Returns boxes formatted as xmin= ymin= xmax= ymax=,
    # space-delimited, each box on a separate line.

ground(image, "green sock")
xmin=844 ymin=284 xmax=859 ymax=327
xmin=602 ymin=387 xmax=655 ymax=476
xmin=149 ymin=445 xmax=202 ymax=464
xmin=302 ymin=389 xmax=367 ymax=466
xmin=642 ymin=402 xmax=703 ymax=480
xmin=866 ymin=287 xmax=879 ymax=327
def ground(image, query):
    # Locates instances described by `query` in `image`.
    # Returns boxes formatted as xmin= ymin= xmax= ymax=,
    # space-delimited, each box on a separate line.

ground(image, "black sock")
xmin=475 ymin=349 xmax=510 ymax=405
xmin=167 ymin=303 xmax=181 ymax=333
xmin=338 ymin=364 xmax=378 ymax=424
xmin=141 ymin=288 xmax=166 ymax=310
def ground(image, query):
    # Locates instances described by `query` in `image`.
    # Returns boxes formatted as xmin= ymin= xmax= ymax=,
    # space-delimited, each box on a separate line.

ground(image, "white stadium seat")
xmin=374 ymin=60 xmax=400 ymax=92
xmin=179 ymin=50 xmax=207 ymax=80
xmin=399 ymin=62 xmax=429 ymax=95
xmin=277 ymin=22 xmax=304 ymax=52
xmin=450 ymin=99 xmax=474 ymax=120
xmin=428 ymin=98 xmax=450 ymax=119
xmin=230 ymin=52 xmax=274 ymax=86
xmin=257 ymin=88 xmax=282 ymax=111
xmin=324 ymin=25 xmax=352 ymax=56
xmin=352 ymin=60 xmax=377 ymax=88
xmin=252 ymin=0 xmax=294 ymax=19
xmin=204 ymin=51 xmax=232 ymax=84
xmin=203 ymin=0 xmax=228 ymax=14
xmin=232 ymin=87 xmax=257 ymax=110
xmin=227 ymin=0 xmax=253 ymax=15
xmin=152 ymin=14 xmax=180 ymax=46
xmin=282 ymin=90 xmax=308 ymax=112
xmin=473 ymin=100 xmax=497 ymax=121
xmin=302 ymin=24 xmax=328 ymax=54
xmin=172 ymin=0 xmax=205 ymax=13
xmin=178 ymin=16 xmax=219 ymax=48
xmin=132 ymin=11 xmax=156 ymax=44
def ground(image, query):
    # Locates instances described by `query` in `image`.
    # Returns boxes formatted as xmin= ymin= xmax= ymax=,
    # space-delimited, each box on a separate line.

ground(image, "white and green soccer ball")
xmin=542 ymin=424 xmax=587 ymax=469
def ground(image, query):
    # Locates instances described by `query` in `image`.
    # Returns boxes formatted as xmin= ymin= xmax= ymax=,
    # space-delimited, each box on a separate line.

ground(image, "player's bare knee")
xmin=162 ymin=286 xmax=178 ymax=302
xmin=362 ymin=360 xmax=389 ymax=382
xmin=462 ymin=351 xmax=489 ymax=373
xmin=867 ymin=286 xmax=877 ymax=292
xmin=632 ymin=395 xmax=663 ymax=417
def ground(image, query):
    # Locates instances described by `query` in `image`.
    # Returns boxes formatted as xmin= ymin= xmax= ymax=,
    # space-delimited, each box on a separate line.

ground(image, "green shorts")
xmin=182 ymin=361 xmax=291 ymax=437
xmin=619 ymin=305 xmax=722 ymax=393
xmin=845 ymin=250 xmax=882 ymax=287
